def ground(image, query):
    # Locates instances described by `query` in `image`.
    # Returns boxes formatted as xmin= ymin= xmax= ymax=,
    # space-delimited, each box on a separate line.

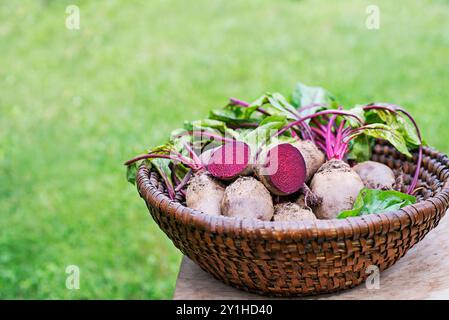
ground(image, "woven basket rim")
xmin=137 ymin=145 xmax=449 ymax=240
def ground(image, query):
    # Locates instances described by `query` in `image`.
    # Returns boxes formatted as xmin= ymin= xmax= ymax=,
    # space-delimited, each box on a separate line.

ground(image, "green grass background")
xmin=1 ymin=0 xmax=448 ymax=299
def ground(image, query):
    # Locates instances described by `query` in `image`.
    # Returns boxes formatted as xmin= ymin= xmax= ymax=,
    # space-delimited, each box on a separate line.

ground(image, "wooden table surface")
xmin=174 ymin=215 xmax=449 ymax=300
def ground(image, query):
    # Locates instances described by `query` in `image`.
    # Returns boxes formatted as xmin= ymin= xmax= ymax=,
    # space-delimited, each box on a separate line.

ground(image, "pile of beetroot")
xmin=125 ymin=82 xmax=422 ymax=222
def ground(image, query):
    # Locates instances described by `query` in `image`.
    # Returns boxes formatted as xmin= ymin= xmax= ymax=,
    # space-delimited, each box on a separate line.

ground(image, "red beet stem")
xmin=363 ymin=103 xmax=423 ymax=194
xmin=182 ymin=141 xmax=202 ymax=167
xmin=229 ymin=97 xmax=271 ymax=116
xmin=275 ymin=109 xmax=363 ymax=139
xmin=229 ymin=97 xmax=250 ymax=107
xmin=175 ymin=169 xmax=193 ymax=192
xmin=174 ymin=130 xmax=236 ymax=144
xmin=124 ymin=153 xmax=199 ymax=170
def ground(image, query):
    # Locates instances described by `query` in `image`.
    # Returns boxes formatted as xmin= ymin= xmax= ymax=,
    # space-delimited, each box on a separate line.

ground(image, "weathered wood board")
xmin=174 ymin=215 xmax=449 ymax=300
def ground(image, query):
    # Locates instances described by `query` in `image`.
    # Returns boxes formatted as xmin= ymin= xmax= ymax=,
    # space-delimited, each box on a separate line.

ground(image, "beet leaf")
xmin=351 ymin=123 xmax=412 ymax=157
xmin=337 ymin=188 xmax=416 ymax=219
xmin=364 ymin=107 xmax=421 ymax=148
xmin=126 ymin=162 xmax=138 ymax=185
xmin=291 ymin=81 xmax=337 ymax=117
xmin=347 ymin=135 xmax=373 ymax=162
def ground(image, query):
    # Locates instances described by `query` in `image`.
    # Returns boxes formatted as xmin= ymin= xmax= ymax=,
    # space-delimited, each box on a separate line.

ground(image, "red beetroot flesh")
xmin=206 ymin=141 xmax=250 ymax=180
xmin=261 ymin=143 xmax=306 ymax=195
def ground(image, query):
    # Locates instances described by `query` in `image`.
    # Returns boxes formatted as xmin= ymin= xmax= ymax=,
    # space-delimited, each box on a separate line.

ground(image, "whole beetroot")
xmin=221 ymin=176 xmax=274 ymax=221
xmin=353 ymin=161 xmax=395 ymax=190
xmin=311 ymin=160 xmax=364 ymax=219
xmin=186 ymin=171 xmax=225 ymax=216
xmin=273 ymin=202 xmax=316 ymax=222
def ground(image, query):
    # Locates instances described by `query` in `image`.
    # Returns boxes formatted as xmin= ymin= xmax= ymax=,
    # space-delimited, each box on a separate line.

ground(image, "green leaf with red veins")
xmin=149 ymin=144 xmax=174 ymax=154
xmin=246 ymin=93 xmax=299 ymax=120
xmin=398 ymin=116 xmax=421 ymax=147
xmin=208 ymin=108 xmax=260 ymax=127
xmin=243 ymin=95 xmax=267 ymax=118
xmin=347 ymin=105 xmax=366 ymax=127
xmin=241 ymin=118 xmax=287 ymax=153
xmin=266 ymin=92 xmax=299 ymax=118
xmin=365 ymin=109 xmax=422 ymax=148
xmin=291 ymin=81 xmax=337 ymax=116
xmin=183 ymin=119 xmax=230 ymax=133
xmin=337 ymin=188 xmax=416 ymax=218
xmin=347 ymin=135 xmax=373 ymax=163
xmin=171 ymin=119 xmax=239 ymax=152
xmin=172 ymin=134 xmax=194 ymax=156
xmin=356 ymin=123 xmax=412 ymax=157
xmin=258 ymin=114 xmax=288 ymax=126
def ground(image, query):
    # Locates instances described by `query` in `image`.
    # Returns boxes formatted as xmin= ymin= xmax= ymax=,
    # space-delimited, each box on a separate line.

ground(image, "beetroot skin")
xmin=221 ymin=176 xmax=274 ymax=221
xmin=206 ymin=141 xmax=251 ymax=180
xmin=311 ymin=160 xmax=364 ymax=219
xmin=186 ymin=171 xmax=225 ymax=216
xmin=257 ymin=143 xmax=307 ymax=196
xmin=353 ymin=161 xmax=395 ymax=190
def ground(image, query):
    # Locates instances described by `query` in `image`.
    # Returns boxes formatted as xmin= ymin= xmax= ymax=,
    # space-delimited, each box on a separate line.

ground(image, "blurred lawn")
xmin=1 ymin=0 xmax=449 ymax=299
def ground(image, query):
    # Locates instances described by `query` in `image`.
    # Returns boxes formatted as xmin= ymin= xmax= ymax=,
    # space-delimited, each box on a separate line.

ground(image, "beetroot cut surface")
xmin=206 ymin=141 xmax=251 ymax=180
xmin=261 ymin=143 xmax=307 ymax=195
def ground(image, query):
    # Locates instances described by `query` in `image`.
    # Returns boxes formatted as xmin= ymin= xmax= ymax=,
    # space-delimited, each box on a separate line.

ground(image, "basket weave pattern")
xmin=136 ymin=142 xmax=449 ymax=296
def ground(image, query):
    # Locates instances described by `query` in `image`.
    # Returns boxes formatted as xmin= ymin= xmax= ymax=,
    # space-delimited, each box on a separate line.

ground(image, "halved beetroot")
xmin=206 ymin=141 xmax=251 ymax=181
xmin=257 ymin=143 xmax=307 ymax=196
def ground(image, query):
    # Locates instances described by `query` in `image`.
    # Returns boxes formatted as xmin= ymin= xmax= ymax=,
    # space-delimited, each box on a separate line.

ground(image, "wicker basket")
xmin=135 ymin=141 xmax=449 ymax=296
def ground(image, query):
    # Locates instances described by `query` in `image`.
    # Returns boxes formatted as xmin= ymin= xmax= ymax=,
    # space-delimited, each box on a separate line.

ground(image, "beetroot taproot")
xmin=311 ymin=160 xmax=364 ymax=219
xmin=221 ymin=176 xmax=274 ymax=221
xmin=353 ymin=161 xmax=395 ymax=190
xmin=186 ymin=171 xmax=225 ymax=216
xmin=256 ymin=143 xmax=307 ymax=196
xmin=273 ymin=202 xmax=316 ymax=222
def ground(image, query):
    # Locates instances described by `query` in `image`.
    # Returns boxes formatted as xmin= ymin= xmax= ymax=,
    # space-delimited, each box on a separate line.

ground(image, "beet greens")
xmin=126 ymin=80 xmax=425 ymax=210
